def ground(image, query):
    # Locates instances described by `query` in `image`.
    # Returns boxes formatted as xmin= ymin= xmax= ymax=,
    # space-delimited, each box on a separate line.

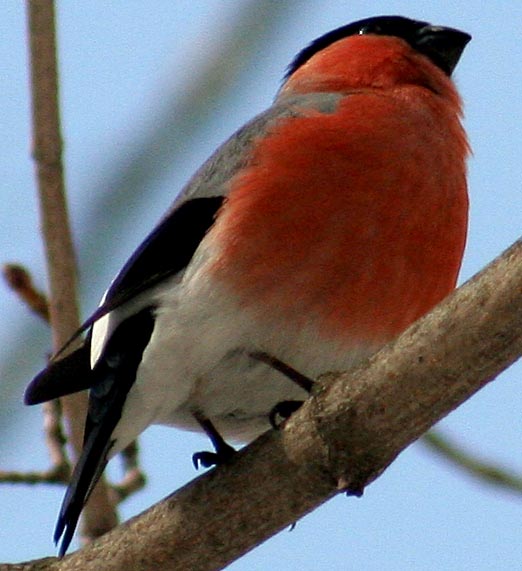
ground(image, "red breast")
xmin=208 ymin=34 xmax=469 ymax=347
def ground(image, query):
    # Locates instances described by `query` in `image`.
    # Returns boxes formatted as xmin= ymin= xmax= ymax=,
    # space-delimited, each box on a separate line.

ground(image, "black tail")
xmin=54 ymin=308 xmax=155 ymax=555
xmin=54 ymin=418 xmax=113 ymax=555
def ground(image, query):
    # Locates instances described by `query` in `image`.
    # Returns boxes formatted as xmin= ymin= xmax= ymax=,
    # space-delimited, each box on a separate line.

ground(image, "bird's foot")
xmin=192 ymin=411 xmax=236 ymax=469
xmin=192 ymin=442 xmax=236 ymax=469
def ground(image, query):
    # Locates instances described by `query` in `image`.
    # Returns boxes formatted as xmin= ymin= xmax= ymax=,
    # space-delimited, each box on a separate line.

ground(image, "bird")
xmin=25 ymin=15 xmax=471 ymax=555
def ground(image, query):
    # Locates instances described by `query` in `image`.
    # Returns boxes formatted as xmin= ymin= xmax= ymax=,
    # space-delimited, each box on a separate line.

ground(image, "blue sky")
xmin=1 ymin=1 xmax=521 ymax=569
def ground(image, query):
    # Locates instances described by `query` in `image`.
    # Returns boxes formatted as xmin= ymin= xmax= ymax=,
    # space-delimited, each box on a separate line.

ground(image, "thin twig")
xmin=423 ymin=430 xmax=522 ymax=494
xmin=42 ymin=399 xmax=71 ymax=479
xmin=2 ymin=263 xmax=49 ymax=321
xmin=111 ymin=442 xmax=146 ymax=503
xmin=2 ymin=265 xmax=70 ymax=484
xmin=26 ymin=0 xmax=117 ymax=543
xmin=0 ymin=467 xmax=69 ymax=485
xmin=0 ymin=399 xmax=71 ymax=486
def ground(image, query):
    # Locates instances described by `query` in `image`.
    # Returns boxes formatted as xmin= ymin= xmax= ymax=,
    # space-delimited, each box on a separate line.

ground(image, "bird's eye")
xmin=359 ymin=24 xmax=382 ymax=35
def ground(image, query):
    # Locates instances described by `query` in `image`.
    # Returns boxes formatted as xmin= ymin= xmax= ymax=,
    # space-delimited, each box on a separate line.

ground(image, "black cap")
xmin=286 ymin=16 xmax=471 ymax=79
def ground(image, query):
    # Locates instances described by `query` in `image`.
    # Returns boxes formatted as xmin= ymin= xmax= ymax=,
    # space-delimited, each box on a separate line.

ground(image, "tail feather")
xmin=55 ymin=421 xmax=113 ymax=555
xmin=54 ymin=307 xmax=156 ymax=555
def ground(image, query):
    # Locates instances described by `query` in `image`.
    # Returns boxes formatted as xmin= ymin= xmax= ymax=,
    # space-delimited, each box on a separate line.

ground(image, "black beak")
xmin=415 ymin=25 xmax=471 ymax=75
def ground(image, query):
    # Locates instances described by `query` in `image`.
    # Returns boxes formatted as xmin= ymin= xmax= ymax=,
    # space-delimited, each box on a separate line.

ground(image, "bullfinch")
xmin=25 ymin=15 xmax=471 ymax=555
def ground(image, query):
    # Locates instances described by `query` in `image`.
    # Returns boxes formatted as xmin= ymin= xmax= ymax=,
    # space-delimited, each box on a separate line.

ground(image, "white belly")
xmin=107 ymin=261 xmax=375 ymax=455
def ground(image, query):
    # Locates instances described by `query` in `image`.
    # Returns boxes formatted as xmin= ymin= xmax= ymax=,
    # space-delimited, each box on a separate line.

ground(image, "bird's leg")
xmin=192 ymin=411 xmax=236 ymax=469
xmin=250 ymin=351 xmax=315 ymax=392
xmin=250 ymin=351 xmax=315 ymax=428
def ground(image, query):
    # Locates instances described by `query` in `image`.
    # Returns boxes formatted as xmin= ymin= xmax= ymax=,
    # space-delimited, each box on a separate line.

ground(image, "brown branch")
xmin=0 ymin=401 xmax=70 ymax=486
xmin=0 ymin=467 xmax=68 ymax=486
xmin=423 ymin=430 xmax=522 ymax=494
xmin=0 ymin=400 xmax=70 ymax=485
xmin=26 ymin=0 xmax=117 ymax=544
xmin=0 ymin=401 xmax=147 ymax=496
xmin=111 ymin=442 xmax=147 ymax=504
xmin=2 ymin=237 xmax=519 ymax=570
xmin=2 ymin=266 xmax=70 ymax=485
xmin=2 ymin=263 xmax=50 ymax=321
xmin=42 ymin=400 xmax=71 ymax=480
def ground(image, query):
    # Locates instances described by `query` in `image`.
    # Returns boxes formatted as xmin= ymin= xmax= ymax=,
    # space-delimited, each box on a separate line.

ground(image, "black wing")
xmin=24 ymin=196 xmax=224 ymax=406
xmin=52 ymin=196 xmax=224 ymax=359
xmin=103 ymin=196 xmax=224 ymax=310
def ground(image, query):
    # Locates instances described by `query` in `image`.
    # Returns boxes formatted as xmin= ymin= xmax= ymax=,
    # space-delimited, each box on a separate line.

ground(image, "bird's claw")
xmin=192 ymin=443 xmax=236 ymax=469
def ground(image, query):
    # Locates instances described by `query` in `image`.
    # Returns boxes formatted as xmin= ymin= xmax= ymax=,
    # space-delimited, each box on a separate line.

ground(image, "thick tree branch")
xmin=3 ymin=238 xmax=519 ymax=570
xmin=26 ymin=0 xmax=117 ymax=543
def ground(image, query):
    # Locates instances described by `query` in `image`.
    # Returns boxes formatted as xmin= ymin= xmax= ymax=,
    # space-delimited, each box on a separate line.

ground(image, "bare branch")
xmin=110 ymin=442 xmax=147 ymax=504
xmin=0 ymin=467 xmax=68 ymax=486
xmin=3 ymin=238 xmax=519 ymax=570
xmin=2 ymin=264 xmax=49 ymax=321
xmin=42 ymin=400 xmax=71 ymax=480
xmin=2 ymin=265 xmax=71 ymax=484
xmin=26 ymin=0 xmax=117 ymax=543
xmin=0 ymin=401 xmax=146 ymax=498
xmin=0 ymin=400 xmax=70 ymax=485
